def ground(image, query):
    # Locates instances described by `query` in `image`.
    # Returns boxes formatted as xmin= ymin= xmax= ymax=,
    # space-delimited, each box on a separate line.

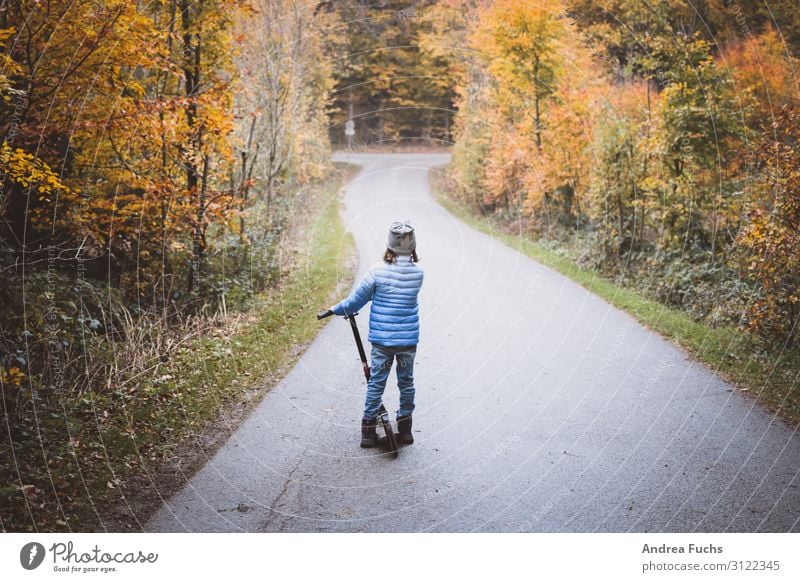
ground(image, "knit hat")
xmin=387 ymin=220 xmax=416 ymax=255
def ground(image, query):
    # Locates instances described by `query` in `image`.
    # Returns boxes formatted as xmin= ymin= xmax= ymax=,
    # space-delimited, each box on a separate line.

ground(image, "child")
xmin=326 ymin=220 xmax=424 ymax=448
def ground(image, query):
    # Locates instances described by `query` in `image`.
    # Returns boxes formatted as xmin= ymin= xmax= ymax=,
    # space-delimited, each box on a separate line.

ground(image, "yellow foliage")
xmin=0 ymin=143 xmax=73 ymax=196
xmin=1 ymin=366 xmax=26 ymax=387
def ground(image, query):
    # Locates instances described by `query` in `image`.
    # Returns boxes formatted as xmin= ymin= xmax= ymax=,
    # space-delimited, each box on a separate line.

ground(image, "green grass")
xmin=1 ymin=167 xmax=356 ymax=532
xmin=430 ymin=172 xmax=800 ymax=426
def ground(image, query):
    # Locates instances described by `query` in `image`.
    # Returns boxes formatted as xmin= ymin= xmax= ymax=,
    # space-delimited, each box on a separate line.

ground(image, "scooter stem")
xmin=346 ymin=313 xmax=371 ymax=381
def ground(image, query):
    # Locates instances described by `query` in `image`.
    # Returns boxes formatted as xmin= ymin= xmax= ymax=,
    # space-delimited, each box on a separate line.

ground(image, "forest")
xmin=329 ymin=0 xmax=800 ymax=355
xmin=1 ymin=0 xmax=338 ymax=530
xmin=435 ymin=0 xmax=800 ymax=353
xmin=2 ymin=0 xmax=799 ymax=531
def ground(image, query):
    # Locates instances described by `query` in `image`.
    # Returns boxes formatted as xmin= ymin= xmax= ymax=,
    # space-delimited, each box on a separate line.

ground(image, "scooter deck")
xmin=378 ymin=405 xmax=399 ymax=458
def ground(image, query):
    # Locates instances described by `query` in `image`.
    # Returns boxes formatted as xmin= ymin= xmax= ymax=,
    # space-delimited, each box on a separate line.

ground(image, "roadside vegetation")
xmin=1 ymin=166 xmax=355 ymax=532
xmin=4 ymin=0 xmax=799 ymax=533
xmin=0 ymin=1 xmax=347 ymax=532
xmin=433 ymin=168 xmax=800 ymax=426
xmin=422 ymin=1 xmax=799 ymax=423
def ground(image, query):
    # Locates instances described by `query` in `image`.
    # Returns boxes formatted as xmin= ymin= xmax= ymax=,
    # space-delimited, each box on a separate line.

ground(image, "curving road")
xmin=147 ymin=152 xmax=800 ymax=532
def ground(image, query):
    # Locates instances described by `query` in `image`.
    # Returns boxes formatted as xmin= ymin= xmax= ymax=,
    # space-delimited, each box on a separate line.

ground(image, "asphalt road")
xmin=147 ymin=152 xmax=800 ymax=532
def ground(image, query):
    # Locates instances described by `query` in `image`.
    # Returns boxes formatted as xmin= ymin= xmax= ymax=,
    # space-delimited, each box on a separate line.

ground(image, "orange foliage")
xmin=737 ymin=106 xmax=800 ymax=346
xmin=722 ymin=26 xmax=800 ymax=126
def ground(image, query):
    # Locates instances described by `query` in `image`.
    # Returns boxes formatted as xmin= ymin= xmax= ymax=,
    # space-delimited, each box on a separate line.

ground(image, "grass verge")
xmin=1 ymin=165 xmax=357 ymax=532
xmin=429 ymin=169 xmax=800 ymax=426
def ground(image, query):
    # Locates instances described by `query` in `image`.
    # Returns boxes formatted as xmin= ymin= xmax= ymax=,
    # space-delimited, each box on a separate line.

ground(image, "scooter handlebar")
xmin=316 ymin=309 xmax=334 ymax=320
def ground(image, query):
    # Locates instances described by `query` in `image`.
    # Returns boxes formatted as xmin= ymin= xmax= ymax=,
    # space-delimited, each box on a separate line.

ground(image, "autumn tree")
xmin=736 ymin=106 xmax=800 ymax=347
xmin=1 ymin=25 xmax=71 ymax=234
xmin=589 ymin=83 xmax=650 ymax=259
xmin=646 ymin=34 xmax=742 ymax=253
xmin=234 ymin=0 xmax=335 ymax=229
xmin=172 ymin=0 xmax=241 ymax=296
xmin=475 ymin=0 xmax=566 ymax=150
xmin=0 ymin=1 xmax=150 ymax=261
xmin=437 ymin=0 xmax=800 ymax=352
xmin=418 ymin=1 xmax=492 ymax=203
xmin=722 ymin=26 xmax=800 ymax=132
xmin=0 ymin=1 xmax=235 ymax=303
xmin=328 ymin=0 xmax=455 ymax=145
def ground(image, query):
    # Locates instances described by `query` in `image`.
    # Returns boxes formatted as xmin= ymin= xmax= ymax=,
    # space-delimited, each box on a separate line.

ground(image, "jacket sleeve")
xmin=331 ymin=268 xmax=375 ymax=316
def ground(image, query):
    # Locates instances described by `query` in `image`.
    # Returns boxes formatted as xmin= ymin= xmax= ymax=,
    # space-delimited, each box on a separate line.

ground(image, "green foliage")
xmin=590 ymin=104 xmax=648 ymax=259
xmin=646 ymin=34 xmax=744 ymax=252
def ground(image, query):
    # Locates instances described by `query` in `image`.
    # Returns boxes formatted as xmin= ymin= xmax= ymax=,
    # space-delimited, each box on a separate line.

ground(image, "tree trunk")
xmin=180 ymin=0 xmax=200 ymax=196
xmin=533 ymin=56 xmax=542 ymax=151
xmin=181 ymin=0 xmax=205 ymax=296
xmin=188 ymin=153 xmax=210 ymax=295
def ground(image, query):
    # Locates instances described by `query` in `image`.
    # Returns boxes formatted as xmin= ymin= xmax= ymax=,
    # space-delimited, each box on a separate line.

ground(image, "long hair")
xmin=383 ymin=248 xmax=419 ymax=264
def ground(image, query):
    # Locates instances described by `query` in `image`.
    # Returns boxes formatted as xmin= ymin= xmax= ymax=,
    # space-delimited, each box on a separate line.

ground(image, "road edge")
xmin=428 ymin=165 xmax=800 ymax=428
xmin=97 ymin=165 xmax=359 ymax=532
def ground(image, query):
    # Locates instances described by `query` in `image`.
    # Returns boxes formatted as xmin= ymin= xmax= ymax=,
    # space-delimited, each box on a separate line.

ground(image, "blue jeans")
xmin=364 ymin=344 xmax=416 ymax=420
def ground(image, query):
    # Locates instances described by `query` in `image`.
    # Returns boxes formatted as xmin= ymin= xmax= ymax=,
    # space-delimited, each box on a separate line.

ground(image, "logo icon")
xmin=20 ymin=542 xmax=46 ymax=570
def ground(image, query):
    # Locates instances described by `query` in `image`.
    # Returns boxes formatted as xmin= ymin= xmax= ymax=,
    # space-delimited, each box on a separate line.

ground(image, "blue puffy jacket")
xmin=331 ymin=255 xmax=424 ymax=347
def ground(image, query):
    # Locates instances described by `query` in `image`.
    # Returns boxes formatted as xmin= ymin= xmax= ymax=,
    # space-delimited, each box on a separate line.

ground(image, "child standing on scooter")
xmin=326 ymin=220 xmax=424 ymax=448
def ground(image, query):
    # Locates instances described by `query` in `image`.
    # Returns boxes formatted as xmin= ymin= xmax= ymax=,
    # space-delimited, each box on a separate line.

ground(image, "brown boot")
xmin=361 ymin=417 xmax=380 ymax=448
xmin=396 ymin=415 xmax=414 ymax=444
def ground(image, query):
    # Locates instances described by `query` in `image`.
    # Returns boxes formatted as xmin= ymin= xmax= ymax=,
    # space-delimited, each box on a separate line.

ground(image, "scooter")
xmin=317 ymin=309 xmax=399 ymax=458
